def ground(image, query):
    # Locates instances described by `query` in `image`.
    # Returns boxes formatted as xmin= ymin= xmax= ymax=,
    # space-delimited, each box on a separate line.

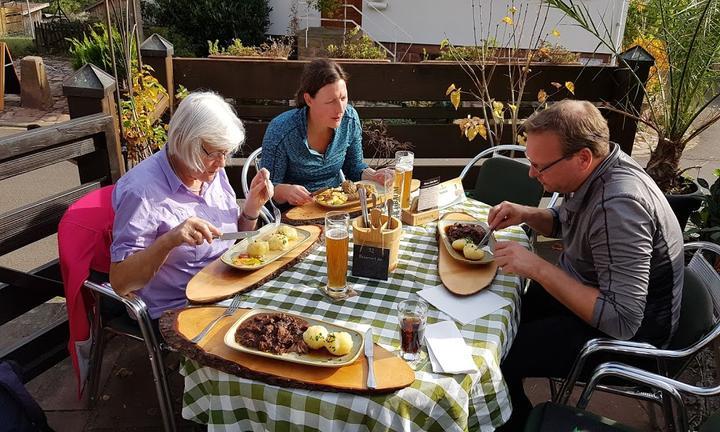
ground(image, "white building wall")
xmin=268 ymin=1 xmax=321 ymax=35
xmin=268 ymin=0 xmax=629 ymax=55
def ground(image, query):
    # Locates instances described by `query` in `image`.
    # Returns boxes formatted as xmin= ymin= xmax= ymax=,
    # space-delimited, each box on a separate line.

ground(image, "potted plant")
xmin=687 ymin=170 xmax=720 ymax=256
xmin=208 ymin=37 xmax=294 ymax=60
xmin=325 ymin=26 xmax=389 ymax=62
xmin=545 ymin=0 xmax=720 ymax=223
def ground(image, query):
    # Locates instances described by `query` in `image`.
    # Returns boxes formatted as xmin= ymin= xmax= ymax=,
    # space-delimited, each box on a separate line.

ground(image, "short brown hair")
xmin=523 ymin=100 xmax=609 ymax=157
xmin=295 ymin=59 xmax=348 ymax=108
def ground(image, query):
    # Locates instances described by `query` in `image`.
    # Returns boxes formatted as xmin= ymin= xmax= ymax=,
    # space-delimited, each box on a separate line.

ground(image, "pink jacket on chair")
xmin=57 ymin=185 xmax=114 ymax=398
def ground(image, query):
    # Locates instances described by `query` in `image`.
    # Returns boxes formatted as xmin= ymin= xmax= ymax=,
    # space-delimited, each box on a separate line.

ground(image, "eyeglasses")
xmin=530 ymin=154 xmax=572 ymax=174
xmin=201 ymin=145 xmax=232 ymax=160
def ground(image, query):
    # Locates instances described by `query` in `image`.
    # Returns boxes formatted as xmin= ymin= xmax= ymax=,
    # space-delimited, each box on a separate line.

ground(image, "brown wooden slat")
xmin=0 ymin=113 xmax=112 ymax=161
xmin=0 ymin=138 xmax=95 ymax=181
xmin=173 ymin=58 xmax=616 ymax=102
xmin=0 ymin=181 xmax=102 ymax=256
xmin=0 ymin=317 xmax=69 ymax=383
xmin=0 ymin=262 xmax=64 ymax=326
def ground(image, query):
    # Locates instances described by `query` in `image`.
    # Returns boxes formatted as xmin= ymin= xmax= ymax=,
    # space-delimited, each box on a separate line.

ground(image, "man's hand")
xmin=170 ymin=216 xmax=220 ymax=247
xmin=487 ymin=201 xmax=528 ymax=230
xmin=493 ymin=240 xmax=545 ymax=279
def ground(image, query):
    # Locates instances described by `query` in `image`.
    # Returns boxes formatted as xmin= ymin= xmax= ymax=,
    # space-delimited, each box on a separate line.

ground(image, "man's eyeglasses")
xmin=530 ymin=154 xmax=572 ymax=174
xmin=201 ymin=145 xmax=232 ymax=160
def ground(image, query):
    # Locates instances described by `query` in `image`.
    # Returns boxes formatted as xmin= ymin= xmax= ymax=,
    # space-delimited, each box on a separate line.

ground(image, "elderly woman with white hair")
xmin=109 ymin=92 xmax=272 ymax=319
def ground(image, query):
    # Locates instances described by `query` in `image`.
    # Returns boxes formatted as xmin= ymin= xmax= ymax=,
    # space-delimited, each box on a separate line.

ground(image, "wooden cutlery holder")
xmin=351 ymin=209 xmax=402 ymax=272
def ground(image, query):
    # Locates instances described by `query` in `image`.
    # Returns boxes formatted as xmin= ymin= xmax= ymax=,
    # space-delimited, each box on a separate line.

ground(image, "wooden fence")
xmin=144 ymin=47 xmax=652 ymax=194
xmin=0 ymin=113 xmax=122 ymax=381
xmin=35 ymin=20 xmax=92 ymax=54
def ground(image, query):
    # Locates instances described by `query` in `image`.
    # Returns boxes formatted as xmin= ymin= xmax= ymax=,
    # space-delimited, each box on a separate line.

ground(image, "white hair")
xmin=166 ymin=91 xmax=245 ymax=173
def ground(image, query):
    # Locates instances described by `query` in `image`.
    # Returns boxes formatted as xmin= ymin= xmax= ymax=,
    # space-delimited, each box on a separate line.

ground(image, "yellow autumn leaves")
xmin=447 ymin=80 xmax=576 ymax=143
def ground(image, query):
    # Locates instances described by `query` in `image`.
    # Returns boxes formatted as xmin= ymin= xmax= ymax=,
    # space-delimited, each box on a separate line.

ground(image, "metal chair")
xmin=550 ymin=241 xmax=720 ymax=430
xmin=459 ymin=144 xmax=560 ymax=210
xmin=525 ymin=361 xmax=720 ymax=432
xmin=241 ymin=148 xmax=275 ymax=224
xmin=58 ymin=187 xmax=176 ymax=432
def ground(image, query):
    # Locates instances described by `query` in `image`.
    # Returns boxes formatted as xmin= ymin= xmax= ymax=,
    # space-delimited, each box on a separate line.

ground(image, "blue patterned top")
xmin=259 ymin=105 xmax=367 ymax=192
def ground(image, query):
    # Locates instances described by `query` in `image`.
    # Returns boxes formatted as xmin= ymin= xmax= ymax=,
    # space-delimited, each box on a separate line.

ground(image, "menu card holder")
xmin=402 ymin=177 xmax=466 ymax=226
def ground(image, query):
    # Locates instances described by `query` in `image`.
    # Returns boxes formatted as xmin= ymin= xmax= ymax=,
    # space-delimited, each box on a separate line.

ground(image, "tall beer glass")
xmin=395 ymin=151 xmax=414 ymax=209
xmin=325 ymin=211 xmax=350 ymax=298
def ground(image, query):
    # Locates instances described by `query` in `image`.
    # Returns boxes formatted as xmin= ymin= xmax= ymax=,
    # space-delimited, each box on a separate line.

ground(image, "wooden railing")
xmin=0 ymin=64 xmax=123 ymax=380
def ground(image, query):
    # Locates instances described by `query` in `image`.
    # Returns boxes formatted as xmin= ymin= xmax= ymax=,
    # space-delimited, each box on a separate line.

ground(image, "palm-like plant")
xmin=546 ymin=0 xmax=720 ymax=192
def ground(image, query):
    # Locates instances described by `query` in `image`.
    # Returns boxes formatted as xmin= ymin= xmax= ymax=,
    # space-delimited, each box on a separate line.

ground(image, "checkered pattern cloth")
xmin=180 ymin=199 xmax=529 ymax=431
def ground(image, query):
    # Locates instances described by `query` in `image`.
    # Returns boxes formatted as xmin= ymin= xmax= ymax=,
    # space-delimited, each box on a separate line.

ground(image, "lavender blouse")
xmin=111 ymin=148 xmax=240 ymax=319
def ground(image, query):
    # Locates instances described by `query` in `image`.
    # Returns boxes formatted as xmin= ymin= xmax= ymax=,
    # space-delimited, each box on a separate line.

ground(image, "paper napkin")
xmin=418 ymin=284 xmax=511 ymax=325
xmin=424 ymin=321 xmax=477 ymax=374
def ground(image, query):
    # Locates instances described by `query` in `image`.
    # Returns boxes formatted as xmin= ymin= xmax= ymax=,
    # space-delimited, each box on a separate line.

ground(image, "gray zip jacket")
xmin=549 ymin=143 xmax=684 ymax=347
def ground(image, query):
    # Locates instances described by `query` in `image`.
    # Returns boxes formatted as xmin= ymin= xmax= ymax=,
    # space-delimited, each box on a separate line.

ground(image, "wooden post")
xmin=141 ymin=34 xmax=175 ymax=114
xmin=607 ymin=46 xmax=655 ymax=156
xmin=62 ymin=64 xmax=125 ymax=182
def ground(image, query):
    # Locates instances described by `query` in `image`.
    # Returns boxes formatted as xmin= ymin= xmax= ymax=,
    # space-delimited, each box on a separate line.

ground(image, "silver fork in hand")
xmin=190 ymin=294 xmax=243 ymax=344
xmin=254 ymin=157 xmax=282 ymax=228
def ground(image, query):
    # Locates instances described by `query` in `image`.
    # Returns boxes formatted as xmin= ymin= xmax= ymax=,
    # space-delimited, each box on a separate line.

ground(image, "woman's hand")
xmin=170 ymin=216 xmax=221 ymax=246
xmin=244 ymin=168 xmax=274 ymax=217
xmin=362 ymin=167 xmax=394 ymax=187
xmin=274 ymin=184 xmax=313 ymax=206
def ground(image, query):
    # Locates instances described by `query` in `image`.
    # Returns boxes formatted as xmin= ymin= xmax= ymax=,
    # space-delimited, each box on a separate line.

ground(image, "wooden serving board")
xmin=186 ymin=225 xmax=321 ymax=303
xmin=284 ymin=179 xmax=421 ymax=226
xmin=437 ymin=212 xmax=498 ymax=295
xmin=160 ymin=307 xmax=416 ymax=394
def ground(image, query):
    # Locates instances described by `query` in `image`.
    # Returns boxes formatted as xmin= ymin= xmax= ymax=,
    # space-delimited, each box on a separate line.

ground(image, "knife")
xmin=365 ymin=328 xmax=376 ymax=389
xmin=217 ymin=230 xmax=261 ymax=240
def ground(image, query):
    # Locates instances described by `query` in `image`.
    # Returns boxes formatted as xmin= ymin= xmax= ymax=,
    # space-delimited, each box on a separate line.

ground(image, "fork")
xmin=254 ymin=158 xmax=282 ymax=228
xmin=190 ymin=294 xmax=243 ymax=343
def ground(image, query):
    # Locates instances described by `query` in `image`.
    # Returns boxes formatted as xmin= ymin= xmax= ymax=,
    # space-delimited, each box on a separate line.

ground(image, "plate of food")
xmin=314 ymin=180 xmax=379 ymax=209
xmin=224 ymin=309 xmax=365 ymax=367
xmin=221 ymin=224 xmax=312 ymax=270
xmin=437 ymin=219 xmax=495 ymax=264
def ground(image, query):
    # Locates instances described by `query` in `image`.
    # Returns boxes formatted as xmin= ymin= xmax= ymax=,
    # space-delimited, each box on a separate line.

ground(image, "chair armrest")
xmin=83 ymin=279 xmax=151 ymax=323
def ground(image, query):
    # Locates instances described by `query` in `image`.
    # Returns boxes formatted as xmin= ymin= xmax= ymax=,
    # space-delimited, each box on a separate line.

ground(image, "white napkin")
xmin=418 ymin=284 xmax=511 ymax=325
xmin=424 ymin=321 xmax=477 ymax=374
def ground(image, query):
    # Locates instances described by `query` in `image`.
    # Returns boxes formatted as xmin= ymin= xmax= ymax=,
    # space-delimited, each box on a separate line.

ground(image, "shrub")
xmin=68 ymin=24 xmax=136 ymax=82
xmin=208 ymin=37 xmax=294 ymax=58
xmin=0 ymin=37 xmax=37 ymax=58
xmin=144 ymin=0 xmax=271 ymax=56
xmin=326 ymin=27 xmax=386 ymax=60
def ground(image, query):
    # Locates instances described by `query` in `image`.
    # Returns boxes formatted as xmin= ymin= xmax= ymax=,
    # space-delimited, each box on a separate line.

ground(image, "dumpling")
xmin=324 ymin=331 xmax=354 ymax=356
xmin=452 ymin=238 xmax=469 ymax=251
xmin=247 ymin=240 xmax=269 ymax=258
xmin=463 ymin=243 xmax=486 ymax=261
xmin=268 ymin=233 xmax=289 ymax=251
xmin=277 ymin=225 xmax=298 ymax=241
xmin=303 ymin=325 xmax=328 ymax=350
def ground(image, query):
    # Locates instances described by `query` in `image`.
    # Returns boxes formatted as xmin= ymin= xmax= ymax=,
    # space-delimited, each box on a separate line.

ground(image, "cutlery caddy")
xmin=351 ymin=208 xmax=402 ymax=272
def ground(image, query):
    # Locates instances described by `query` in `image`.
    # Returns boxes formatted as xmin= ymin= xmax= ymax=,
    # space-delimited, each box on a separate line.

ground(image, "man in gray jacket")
xmin=491 ymin=100 xmax=684 ymax=430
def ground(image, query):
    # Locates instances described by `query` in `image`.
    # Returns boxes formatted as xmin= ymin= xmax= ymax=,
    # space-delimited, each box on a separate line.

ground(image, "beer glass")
xmin=397 ymin=298 xmax=428 ymax=366
xmin=324 ymin=211 xmax=350 ymax=298
xmin=394 ymin=151 xmax=414 ymax=210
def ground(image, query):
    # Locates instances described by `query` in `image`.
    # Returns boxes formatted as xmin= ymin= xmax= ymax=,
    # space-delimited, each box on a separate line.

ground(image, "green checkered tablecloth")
xmin=180 ymin=198 xmax=528 ymax=432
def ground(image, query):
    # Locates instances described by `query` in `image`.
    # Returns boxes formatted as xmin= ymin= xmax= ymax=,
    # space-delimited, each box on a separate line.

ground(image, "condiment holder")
xmin=351 ymin=208 xmax=402 ymax=272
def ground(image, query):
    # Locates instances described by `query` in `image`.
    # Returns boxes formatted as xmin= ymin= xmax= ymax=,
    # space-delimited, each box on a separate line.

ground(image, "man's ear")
xmin=578 ymin=148 xmax=594 ymax=170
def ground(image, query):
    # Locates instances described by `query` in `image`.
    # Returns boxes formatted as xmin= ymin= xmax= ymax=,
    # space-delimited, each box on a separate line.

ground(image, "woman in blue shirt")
xmin=260 ymin=59 xmax=391 ymax=205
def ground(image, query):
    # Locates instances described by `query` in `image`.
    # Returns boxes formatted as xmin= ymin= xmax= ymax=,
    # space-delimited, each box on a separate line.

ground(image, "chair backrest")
xmin=668 ymin=266 xmax=715 ymax=350
xmin=240 ymin=147 xmax=273 ymax=224
xmin=471 ymin=156 xmax=545 ymax=207
xmin=459 ymin=144 xmax=558 ymax=208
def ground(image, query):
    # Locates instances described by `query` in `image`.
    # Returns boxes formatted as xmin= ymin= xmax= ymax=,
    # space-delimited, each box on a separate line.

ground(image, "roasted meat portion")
xmin=235 ymin=313 xmax=309 ymax=354
xmin=445 ymin=223 xmax=487 ymax=244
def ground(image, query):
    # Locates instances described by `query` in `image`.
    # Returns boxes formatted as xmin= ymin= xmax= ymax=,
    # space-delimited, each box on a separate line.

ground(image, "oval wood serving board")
xmin=437 ymin=212 xmax=498 ymax=295
xmin=186 ymin=225 xmax=321 ymax=303
xmin=284 ymin=179 xmax=421 ymax=226
xmin=160 ymin=307 xmax=416 ymax=394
